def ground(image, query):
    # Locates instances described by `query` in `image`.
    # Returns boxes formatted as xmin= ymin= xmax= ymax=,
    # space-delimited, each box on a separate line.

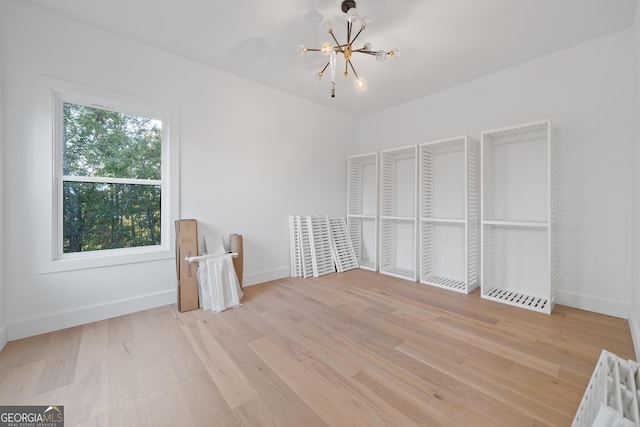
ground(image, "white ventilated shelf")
xmin=289 ymin=215 xmax=313 ymax=278
xmin=419 ymin=136 xmax=479 ymax=294
xmin=421 ymin=218 xmax=466 ymax=224
xmin=348 ymin=152 xmax=379 ymax=271
xmin=481 ymin=120 xmax=555 ymax=314
xmin=379 ymin=146 xmax=418 ymax=282
xmin=348 ymin=214 xmax=376 ymax=219
xmin=380 ymin=266 xmax=416 ymax=281
xmin=306 ymin=215 xmax=336 ymax=277
xmin=422 ymin=276 xmax=467 ymax=292
xmin=483 ymin=220 xmax=548 ymax=229
xmin=288 ymin=215 xmax=302 ymax=278
xmin=290 ymin=215 xmax=359 ymax=276
xmin=329 ymin=217 xmax=359 ymax=273
xmin=483 ymin=288 xmax=550 ymax=312
xmin=382 ymin=216 xmax=415 ymax=221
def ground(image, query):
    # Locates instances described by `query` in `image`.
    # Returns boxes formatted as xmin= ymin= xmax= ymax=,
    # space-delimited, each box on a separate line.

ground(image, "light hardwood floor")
xmin=0 ymin=269 xmax=635 ymax=426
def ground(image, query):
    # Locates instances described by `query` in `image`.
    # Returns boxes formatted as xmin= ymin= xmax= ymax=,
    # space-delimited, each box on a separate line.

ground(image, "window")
xmin=37 ymin=77 xmax=179 ymax=272
xmin=61 ymin=102 xmax=163 ymax=253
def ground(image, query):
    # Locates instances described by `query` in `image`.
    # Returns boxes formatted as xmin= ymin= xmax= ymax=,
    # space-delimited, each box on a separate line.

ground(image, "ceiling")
xmin=24 ymin=0 xmax=637 ymax=116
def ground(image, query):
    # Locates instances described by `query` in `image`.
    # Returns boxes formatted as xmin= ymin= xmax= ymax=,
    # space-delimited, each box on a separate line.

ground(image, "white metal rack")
xmin=347 ymin=153 xmax=378 ymax=271
xmin=288 ymin=215 xmax=302 ymax=278
xmin=307 ymin=215 xmax=336 ymax=277
xmin=419 ymin=136 xmax=479 ymax=294
xmin=288 ymin=215 xmax=315 ymax=278
xmin=481 ymin=120 xmax=556 ymax=314
xmin=573 ymin=350 xmax=640 ymax=427
xmin=289 ymin=215 xmax=359 ymax=277
xmin=329 ymin=217 xmax=359 ymax=273
xmin=379 ymin=145 xmax=418 ymax=281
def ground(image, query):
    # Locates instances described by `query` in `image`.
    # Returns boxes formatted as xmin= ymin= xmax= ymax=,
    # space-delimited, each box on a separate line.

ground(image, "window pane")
xmin=63 ymin=182 xmax=161 ymax=253
xmin=63 ymin=102 xmax=161 ymax=180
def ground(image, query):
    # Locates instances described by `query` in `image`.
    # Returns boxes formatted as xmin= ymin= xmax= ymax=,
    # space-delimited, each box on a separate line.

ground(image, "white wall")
xmin=0 ymin=0 xmax=6 ymax=351
xmin=1 ymin=0 xmax=357 ymax=340
xmin=360 ymin=30 xmax=635 ymax=318
xmin=631 ymin=3 xmax=640 ymax=359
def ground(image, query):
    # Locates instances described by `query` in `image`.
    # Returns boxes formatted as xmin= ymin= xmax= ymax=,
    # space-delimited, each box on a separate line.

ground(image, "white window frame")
xmin=36 ymin=77 xmax=179 ymax=273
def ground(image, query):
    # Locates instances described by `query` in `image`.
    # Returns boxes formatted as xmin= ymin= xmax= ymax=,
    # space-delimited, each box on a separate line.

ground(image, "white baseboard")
xmin=629 ymin=310 xmax=640 ymax=362
xmin=8 ymin=289 xmax=176 ymax=341
xmin=0 ymin=324 xmax=8 ymax=353
xmin=242 ymin=267 xmax=289 ymax=287
xmin=5 ymin=267 xmax=289 ymax=341
xmin=555 ymin=290 xmax=630 ymax=319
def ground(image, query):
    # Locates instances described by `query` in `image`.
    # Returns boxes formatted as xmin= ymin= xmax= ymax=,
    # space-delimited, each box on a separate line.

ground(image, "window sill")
xmin=37 ymin=245 xmax=175 ymax=274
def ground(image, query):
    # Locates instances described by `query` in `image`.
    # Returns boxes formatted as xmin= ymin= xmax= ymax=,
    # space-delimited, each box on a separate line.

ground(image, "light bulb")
xmin=361 ymin=16 xmax=372 ymax=29
xmin=389 ymin=49 xmax=400 ymax=59
xmin=363 ymin=42 xmax=372 ymax=51
xmin=297 ymin=44 xmax=307 ymax=56
xmin=315 ymin=72 xmax=323 ymax=82
xmin=321 ymin=42 xmax=333 ymax=56
xmin=347 ymin=9 xmax=359 ymax=24
xmin=344 ymin=71 xmax=349 ymax=78
xmin=356 ymin=79 xmax=366 ymax=90
xmin=323 ymin=20 xmax=333 ymax=33
xmin=375 ymin=50 xmax=387 ymax=61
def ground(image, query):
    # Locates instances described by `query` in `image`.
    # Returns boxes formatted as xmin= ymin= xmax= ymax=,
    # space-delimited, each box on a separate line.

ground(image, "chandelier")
xmin=297 ymin=0 xmax=399 ymax=98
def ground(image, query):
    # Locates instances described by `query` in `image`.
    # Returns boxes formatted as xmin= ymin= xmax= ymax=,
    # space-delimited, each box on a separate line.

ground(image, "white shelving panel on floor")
xmin=290 ymin=215 xmax=358 ymax=277
xmin=329 ymin=217 xmax=359 ymax=273
xmin=481 ymin=119 xmax=556 ymax=314
xmin=347 ymin=153 xmax=378 ymax=271
xmin=419 ymin=136 xmax=479 ymax=294
xmin=379 ymin=145 xmax=418 ymax=281
xmin=307 ymin=215 xmax=336 ymax=277
xmin=573 ymin=350 xmax=640 ymax=427
xmin=289 ymin=215 xmax=313 ymax=278
xmin=288 ymin=215 xmax=302 ymax=278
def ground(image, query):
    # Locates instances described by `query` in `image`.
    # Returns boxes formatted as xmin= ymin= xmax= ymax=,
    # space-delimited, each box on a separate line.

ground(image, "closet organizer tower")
xmin=347 ymin=153 xmax=379 ymax=271
xmin=379 ymin=145 xmax=418 ymax=281
xmin=419 ymin=136 xmax=479 ymax=293
xmin=480 ymin=120 xmax=556 ymax=314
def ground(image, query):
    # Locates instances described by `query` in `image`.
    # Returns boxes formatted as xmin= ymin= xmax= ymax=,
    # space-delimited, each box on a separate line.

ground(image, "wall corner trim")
xmin=0 ymin=325 xmax=8 ymax=353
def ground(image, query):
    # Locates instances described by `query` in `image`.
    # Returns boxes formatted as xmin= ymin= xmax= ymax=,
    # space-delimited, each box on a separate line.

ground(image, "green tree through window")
xmin=62 ymin=102 xmax=162 ymax=253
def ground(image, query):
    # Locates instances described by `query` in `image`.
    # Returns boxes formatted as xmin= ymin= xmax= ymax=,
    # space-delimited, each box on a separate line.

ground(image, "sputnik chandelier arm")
xmin=297 ymin=0 xmax=399 ymax=98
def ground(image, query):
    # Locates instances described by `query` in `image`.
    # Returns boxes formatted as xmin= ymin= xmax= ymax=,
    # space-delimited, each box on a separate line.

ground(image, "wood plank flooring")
xmin=0 ymin=269 xmax=635 ymax=426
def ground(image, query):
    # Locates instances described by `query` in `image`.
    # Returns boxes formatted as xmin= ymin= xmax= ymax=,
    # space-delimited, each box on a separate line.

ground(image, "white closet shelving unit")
xmin=347 ymin=153 xmax=378 ymax=271
xmin=379 ymin=145 xmax=418 ymax=281
xmin=419 ymin=136 xmax=479 ymax=294
xmin=481 ymin=120 xmax=555 ymax=314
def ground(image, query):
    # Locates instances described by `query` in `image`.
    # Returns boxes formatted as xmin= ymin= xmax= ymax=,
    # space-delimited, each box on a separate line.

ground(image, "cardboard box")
xmin=175 ymin=219 xmax=199 ymax=312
